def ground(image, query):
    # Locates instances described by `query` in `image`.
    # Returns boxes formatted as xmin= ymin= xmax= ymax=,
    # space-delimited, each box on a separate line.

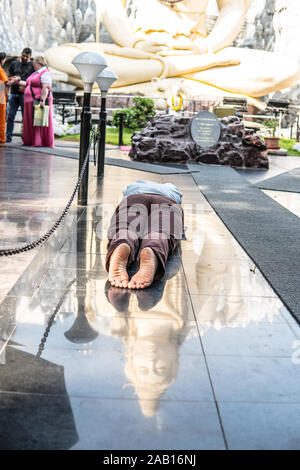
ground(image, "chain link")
xmin=0 ymin=127 xmax=97 ymax=257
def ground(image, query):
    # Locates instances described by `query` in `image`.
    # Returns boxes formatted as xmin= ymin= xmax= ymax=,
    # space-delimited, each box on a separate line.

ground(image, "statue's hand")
xmin=171 ymin=35 xmax=194 ymax=50
xmin=134 ymin=40 xmax=167 ymax=53
xmin=134 ymin=32 xmax=173 ymax=53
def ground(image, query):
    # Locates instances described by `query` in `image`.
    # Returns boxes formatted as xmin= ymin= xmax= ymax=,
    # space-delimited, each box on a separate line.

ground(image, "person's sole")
xmin=128 ymin=248 xmax=158 ymax=289
xmin=108 ymin=243 xmax=131 ymax=288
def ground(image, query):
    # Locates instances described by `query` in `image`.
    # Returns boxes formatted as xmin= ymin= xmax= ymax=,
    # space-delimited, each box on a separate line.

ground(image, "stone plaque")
xmin=190 ymin=110 xmax=221 ymax=148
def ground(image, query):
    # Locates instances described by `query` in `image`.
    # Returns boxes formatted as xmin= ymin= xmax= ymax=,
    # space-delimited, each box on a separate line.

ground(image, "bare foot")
xmin=108 ymin=243 xmax=131 ymax=288
xmin=128 ymin=247 xmax=158 ymax=289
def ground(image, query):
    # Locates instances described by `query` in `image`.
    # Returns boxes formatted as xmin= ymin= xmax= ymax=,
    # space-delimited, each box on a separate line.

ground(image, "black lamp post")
xmin=95 ymin=68 xmax=118 ymax=179
xmin=71 ymin=52 xmax=108 ymax=205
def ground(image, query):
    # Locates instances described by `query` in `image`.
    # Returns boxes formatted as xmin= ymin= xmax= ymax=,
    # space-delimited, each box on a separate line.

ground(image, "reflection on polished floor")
xmin=1 ymin=146 xmax=300 ymax=450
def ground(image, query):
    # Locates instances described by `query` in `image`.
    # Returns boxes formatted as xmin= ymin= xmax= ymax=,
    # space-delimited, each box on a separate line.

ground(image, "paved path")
xmin=0 ymin=144 xmax=300 ymax=450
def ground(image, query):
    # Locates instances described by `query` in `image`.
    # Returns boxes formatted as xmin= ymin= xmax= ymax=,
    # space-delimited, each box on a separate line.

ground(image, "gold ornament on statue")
xmin=171 ymin=92 xmax=183 ymax=111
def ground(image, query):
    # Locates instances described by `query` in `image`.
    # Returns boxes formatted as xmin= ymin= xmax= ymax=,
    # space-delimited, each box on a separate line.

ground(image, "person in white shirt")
xmin=17 ymin=56 xmax=54 ymax=148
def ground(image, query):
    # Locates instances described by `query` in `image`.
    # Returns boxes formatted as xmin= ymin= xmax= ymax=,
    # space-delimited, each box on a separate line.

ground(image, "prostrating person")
xmin=106 ymin=180 xmax=184 ymax=289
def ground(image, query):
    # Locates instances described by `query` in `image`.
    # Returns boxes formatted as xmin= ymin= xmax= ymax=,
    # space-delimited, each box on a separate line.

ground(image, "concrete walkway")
xmin=0 ymin=143 xmax=300 ymax=450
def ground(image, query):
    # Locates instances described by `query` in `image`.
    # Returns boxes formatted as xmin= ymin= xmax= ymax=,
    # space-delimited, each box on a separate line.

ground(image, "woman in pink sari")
xmin=19 ymin=56 xmax=54 ymax=148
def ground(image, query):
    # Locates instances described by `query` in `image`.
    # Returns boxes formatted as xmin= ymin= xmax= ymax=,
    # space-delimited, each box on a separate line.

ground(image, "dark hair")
xmin=0 ymin=52 xmax=7 ymax=63
xmin=22 ymin=48 xmax=32 ymax=56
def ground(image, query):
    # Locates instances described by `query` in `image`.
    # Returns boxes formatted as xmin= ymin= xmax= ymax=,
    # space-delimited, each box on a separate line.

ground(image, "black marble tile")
xmin=34 ymin=261 xmax=186 ymax=294
xmin=21 ymin=270 xmax=191 ymax=344
xmin=8 ymin=212 xmax=78 ymax=297
xmin=0 ymin=391 xmax=78 ymax=450
xmin=50 ymin=251 xmax=104 ymax=271
xmin=0 ymin=211 xmax=84 ymax=245
xmin=65 ymin=398 xmax=224 ymax=450
xmin=0 ymin=346 xmax=67 ymax=395
xmin=60 ymin=233 xmax=106 ymax=254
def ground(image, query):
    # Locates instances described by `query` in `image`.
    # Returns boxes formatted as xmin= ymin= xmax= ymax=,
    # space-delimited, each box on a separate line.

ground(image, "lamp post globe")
xmin=72 ymin=51 xmax=108 ymax=92
xmin=96 ymin=68 xmax=118 ymax=178
xmin=96 ymin=68 xmax=118 ymax=97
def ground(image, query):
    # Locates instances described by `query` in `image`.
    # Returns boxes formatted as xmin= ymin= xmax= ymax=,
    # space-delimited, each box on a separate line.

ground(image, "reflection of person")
xmin=102 ymin=275 xmax=190 ymax=417
xmin=0 ymin=52 xmax=18 ymax=145
xmin=184 ymin=209 xmax=283 ymax=331
xmin=18 ymin=56 xmax=54 ymax=148
xmin=106 ymin=180 xmax=184 ymax=289
xmin=6 ymin=48 xmax=34 ymax=143
xmin=123 ymin=314 xmax=180 ymax=417
xmin=45 ymin=0 xmax=300 ymax=99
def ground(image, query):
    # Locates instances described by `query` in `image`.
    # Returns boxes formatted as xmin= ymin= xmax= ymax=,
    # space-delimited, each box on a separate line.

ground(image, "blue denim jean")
xmin=6 ymin=93 xmax=24 ymax=140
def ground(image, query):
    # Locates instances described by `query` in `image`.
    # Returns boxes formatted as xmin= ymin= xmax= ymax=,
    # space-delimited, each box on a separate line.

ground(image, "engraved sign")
xmin=190 ymin=110 xmax=221 ymax=148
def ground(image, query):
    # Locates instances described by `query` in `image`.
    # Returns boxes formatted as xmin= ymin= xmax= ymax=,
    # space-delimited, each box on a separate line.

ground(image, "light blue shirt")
xmin=123 ymin=180 xmax=182 ymax=204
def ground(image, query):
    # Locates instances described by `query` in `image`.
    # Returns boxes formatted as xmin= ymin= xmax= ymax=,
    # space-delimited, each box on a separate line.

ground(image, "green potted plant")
xmin=263 ymin=118 xmax=280 ymax=150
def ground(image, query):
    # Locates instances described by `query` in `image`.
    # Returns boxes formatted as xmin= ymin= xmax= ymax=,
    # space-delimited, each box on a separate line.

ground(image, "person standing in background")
xmin=0 ymin=52 xmax=18 ymax=145
xmin=6 ymin=48 xmax=34 ymax=143
xmin=18 ymin=56 xmax=54 ymax=148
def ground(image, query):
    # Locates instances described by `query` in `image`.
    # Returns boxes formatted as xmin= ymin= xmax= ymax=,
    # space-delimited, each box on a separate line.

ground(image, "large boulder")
xmin=129 ymin=115 xmax=268 ymax=169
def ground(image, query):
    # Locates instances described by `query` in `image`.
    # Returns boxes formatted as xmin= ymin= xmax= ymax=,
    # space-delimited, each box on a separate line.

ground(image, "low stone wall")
xmin=129 ymin=115 xmax=269 ymax=169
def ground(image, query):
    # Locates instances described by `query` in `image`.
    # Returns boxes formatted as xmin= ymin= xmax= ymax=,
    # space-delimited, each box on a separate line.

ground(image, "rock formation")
xmin=129 ymin=115 xmax=269 ymax=169
xmin=0 ymin=0 xmax=96 ymax=55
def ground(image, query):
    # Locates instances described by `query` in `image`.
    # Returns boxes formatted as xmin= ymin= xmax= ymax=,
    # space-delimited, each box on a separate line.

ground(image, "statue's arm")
xmin=99 ymin=0 xmax=135 ymax=47
xmin=207 ymin=0 xmax=251 ymax=51
xmin=192 ymin=0 xmax=250 ymax=54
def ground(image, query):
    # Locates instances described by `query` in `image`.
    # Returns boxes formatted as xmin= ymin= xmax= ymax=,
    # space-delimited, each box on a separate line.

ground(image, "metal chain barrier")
xmin=0 ymin=127 xmax=97 ymax=257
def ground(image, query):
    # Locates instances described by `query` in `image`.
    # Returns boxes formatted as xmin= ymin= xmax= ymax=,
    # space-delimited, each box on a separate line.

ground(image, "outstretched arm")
xmin=193 ymin=0 xmax=251 ymax=54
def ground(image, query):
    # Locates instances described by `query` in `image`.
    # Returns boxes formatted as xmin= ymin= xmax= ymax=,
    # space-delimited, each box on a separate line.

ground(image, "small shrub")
xmin=112 ymin=97 xmax=155 ymax=130
xmin=262 ymin=118 xmax=279 ymax=137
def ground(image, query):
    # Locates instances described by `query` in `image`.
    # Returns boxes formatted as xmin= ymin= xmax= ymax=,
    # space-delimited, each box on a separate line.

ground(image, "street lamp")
xmin=72 ymin=52 xmax=108 ymax=205
xmin=95 ymin=68 xmax=118 ymax=178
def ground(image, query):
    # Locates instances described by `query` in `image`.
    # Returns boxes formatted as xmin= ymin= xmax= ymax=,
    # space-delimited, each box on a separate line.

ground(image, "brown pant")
xmin=105 ymin=193 xmax=184 ymax=279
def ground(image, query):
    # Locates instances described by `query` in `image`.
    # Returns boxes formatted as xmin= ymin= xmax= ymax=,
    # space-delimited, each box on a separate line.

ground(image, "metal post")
xmin=118 ymin=111 xmax=124 ymax=147
xmin=97 ymin=95 xmax=107 ymax=178
xmin=62 ymin=104 xmax=65 ymax=124
xmin=78 ymin=92 xmax=91 ymax=205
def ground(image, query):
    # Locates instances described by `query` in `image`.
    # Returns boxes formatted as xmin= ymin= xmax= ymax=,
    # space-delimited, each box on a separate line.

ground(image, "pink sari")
xmin=22 ymin=69 xmax=54 ymax=148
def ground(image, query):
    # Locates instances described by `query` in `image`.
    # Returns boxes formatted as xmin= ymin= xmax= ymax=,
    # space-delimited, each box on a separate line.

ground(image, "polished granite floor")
xmin=1 ymin=145 xmax=300 ymax=450
xmin=0 ymin=146 xmax=83 ymax=302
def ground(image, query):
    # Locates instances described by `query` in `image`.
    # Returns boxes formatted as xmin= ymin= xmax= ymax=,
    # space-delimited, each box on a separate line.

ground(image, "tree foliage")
xmin=111 ymin=97 xmax=156 ymax=130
